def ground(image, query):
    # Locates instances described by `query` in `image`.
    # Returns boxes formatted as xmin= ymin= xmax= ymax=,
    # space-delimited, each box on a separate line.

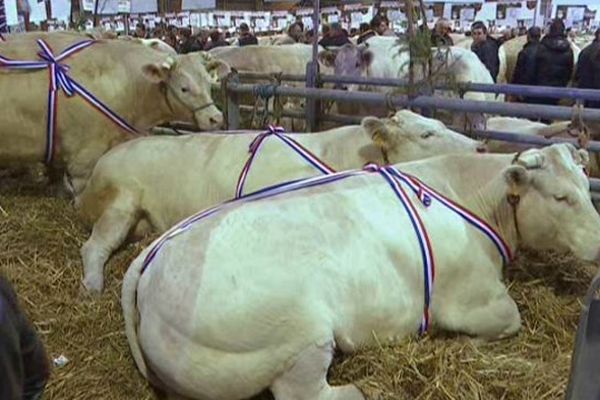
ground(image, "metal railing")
xmin=223 ymin=81 xmax=600 ymax=129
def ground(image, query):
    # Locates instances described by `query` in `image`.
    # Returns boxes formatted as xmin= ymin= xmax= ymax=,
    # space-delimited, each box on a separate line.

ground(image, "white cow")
xmin=77 ymin=110 xmax=485 ymax=292
xmin=207 ymin=43 xmax=329 ymax=76
xmin=122 ymin=144 xmax=600 ymax=400
xmin=206 ymin=44 xmax=332 ymax=130
xmin=485 ymin=117 xmax=600 ymax=177
xmin=317 ymin=36 xmax=498 ymax=130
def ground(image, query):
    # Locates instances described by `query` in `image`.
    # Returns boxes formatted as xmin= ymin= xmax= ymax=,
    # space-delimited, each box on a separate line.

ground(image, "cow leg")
xmin=80 ymin=196 xmax=139 ymax=293
xmin=439 ymin=287 xmax=521 ymax=341
xmin=270 ymin=341 xmax=365 ymax=400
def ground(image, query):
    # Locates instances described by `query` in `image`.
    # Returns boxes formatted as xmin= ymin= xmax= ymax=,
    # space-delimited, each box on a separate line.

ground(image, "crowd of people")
xmin=466 ymin=17 xmax=599 ymax=111
xmin=134 ymin=14 xmax=599 ymax=111
xmin=131 ymin=14 xmax=400 ymax=53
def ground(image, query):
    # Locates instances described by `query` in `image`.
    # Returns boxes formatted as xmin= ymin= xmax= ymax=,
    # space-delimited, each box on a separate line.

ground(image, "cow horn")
xmin=162 ymin=57 xmax=176 ymax=70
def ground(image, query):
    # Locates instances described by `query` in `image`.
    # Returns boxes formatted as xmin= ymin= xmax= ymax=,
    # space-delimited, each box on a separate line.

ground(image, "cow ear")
xmin=205 ymin=60 xmax=231 ymax=83
xmin=362 ymin=117 xmax=393 ymax=150
xmin=318 ymin=50 xmax=337 ymax=68
xmin=578 ymin=149 xmax=590 ymax=167
xmin=361 ymin=50 xmax=374 ymax=68
xmin=142 ymin=62 xmax=172 ymax=84
xmin=504 ymin=165 xmax=530 ymax=196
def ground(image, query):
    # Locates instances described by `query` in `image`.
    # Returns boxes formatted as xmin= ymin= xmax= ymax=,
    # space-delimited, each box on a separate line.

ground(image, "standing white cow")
xmin=122 ymin=144 xmax=600 ymax=400
xmin=317 ymin=36 xmax=498 ymax=130
xmin=77 ymin=110 xmax=485 ymax=293
xmin=0 ymin=32 xmax=229 ymax=194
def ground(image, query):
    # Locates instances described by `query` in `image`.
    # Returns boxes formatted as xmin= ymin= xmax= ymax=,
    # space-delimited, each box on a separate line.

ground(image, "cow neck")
xmin=462 ymin=176 xmax=519 ymax=267
xmin=403 ymin=153 xmax=518 ymax=266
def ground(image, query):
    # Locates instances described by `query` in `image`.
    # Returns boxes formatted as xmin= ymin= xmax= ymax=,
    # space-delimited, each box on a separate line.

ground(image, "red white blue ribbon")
xmin=142 ymin=163 xmax=437 ymax=333
xmin=235 ymin=125 xmax=336 ymax=198
xmin=389 ymin=170 xmax=513 ymax=265
xmin=0 ymin=39 xmax=139 ymax=164
xmin=364 ymin=163 xmax=435 ymax=333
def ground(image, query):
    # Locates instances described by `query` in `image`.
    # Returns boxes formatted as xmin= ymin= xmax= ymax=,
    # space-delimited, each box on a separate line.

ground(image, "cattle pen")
xmin=2 ymin=2 xmax=600 ymax=399
xmin=0 ymin=74 xmax=598 ymax=400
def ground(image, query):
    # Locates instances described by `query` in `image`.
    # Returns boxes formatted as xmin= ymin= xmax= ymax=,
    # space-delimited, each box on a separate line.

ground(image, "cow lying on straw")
xmin=77 ymin=110 xmax=485 ymax=293
xmin=122 ymin=144 xmax=599 ymax=400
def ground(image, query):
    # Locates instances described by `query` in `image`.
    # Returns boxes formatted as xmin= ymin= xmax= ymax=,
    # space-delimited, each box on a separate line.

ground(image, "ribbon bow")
xmin=364 ymin=163 xmax=432 ymax=208
xmin=248 ymin=125 xmax=285 ymax=153
xmin=37 ymin=39 xmax=77 ymax=96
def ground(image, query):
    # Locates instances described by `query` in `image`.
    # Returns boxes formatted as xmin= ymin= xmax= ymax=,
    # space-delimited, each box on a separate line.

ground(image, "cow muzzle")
xmin=194 ymin=106 xmax=224 ymax=130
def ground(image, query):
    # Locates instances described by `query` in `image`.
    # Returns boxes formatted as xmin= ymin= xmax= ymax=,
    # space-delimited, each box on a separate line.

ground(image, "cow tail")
xmin=121 ymin=254 xmax=149 ymax=379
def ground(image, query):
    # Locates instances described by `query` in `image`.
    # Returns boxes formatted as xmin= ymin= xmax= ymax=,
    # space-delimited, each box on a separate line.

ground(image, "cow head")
xmin=361 ymin=110 xmax=486 ymax=163
xmin=502 ymin=144 xmax=600 ymax=261
xmin=142 ymin=55 xmax=229 ymax=130
xmin=318 ymin=43 xmax=373 ymax=90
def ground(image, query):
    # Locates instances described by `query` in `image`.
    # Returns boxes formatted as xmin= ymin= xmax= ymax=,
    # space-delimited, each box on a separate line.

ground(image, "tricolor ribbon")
xmin=235 ymin=125 xmax=336 ymax=198
xmin=0 ymin=39 xmax=139 ymax=165
xmin=143 ymin=163 xmax=440 ymax=334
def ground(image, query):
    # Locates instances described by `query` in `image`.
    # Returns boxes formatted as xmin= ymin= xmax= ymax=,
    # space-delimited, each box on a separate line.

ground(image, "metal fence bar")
xmin=317 ymin=75 xmax=600 ymax=102
xmin=471 ymin=130 xmax=600 ymax=153
xmin=235 ymin=72 xmax=600 ymax=102
xmin=226 ymin=82 xmax=600 ymax=122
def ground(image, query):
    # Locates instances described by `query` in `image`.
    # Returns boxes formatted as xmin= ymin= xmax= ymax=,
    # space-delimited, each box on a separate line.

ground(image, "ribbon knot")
xmin=364 ymin=163 xmax=431 ymax=208
xmin=248 ymin=125 xmax=285 ymax=153
xmin=37 ymin=39 xmax=76 ymax=96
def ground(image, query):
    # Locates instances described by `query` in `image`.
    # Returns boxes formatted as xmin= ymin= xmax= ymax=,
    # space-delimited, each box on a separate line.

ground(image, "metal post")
xmin=226 ymin=72 xmax=241 ymax=130
xmin=304 ymin=0 xmax=320 ymax=133
xmin=533 ymin=0 xmax=540 ymax=27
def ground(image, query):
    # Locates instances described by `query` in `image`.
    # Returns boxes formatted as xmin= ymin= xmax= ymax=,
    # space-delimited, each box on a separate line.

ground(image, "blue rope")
xmin=253 ymin=84 xmax=278 ymax=100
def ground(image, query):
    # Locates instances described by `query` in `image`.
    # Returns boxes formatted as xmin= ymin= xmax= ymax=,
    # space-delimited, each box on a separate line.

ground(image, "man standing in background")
xmin=238 ymin=22 xmax=258 ymax=46
xmin=511 ymin=26 xmax=541 ymax=104
xmin=470 ymin=21 xmax=500 ymax=82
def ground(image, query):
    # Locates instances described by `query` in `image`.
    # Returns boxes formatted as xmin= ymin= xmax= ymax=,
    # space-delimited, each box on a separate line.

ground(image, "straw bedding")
xmin=0 ymin=167 xmax=595 ymax=400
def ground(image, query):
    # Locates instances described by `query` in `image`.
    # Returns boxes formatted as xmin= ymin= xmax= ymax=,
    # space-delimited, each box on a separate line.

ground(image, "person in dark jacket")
xmin=430 ymin=18 xmax=454 ymax=47
xmin=511 ymin=26 xmax=542 ymax=103
xmin=318 ymin=22 xmax=351 ymax=47
xmin=470 ymin=21 xmax=500 ymax=82
xmin=238 ymin=23 xmax=258 ymax=47
xmin=0 ymin=276 xmax=50 ymax=400
xmin=179 ymin=31 xmax=206 ymax=54
xmin=357 ymin=14 xmax=388 ymax=44
xmin=204 ymin=30 xmax=230 ymax=51
xmin=575 ymin=28 xmax=600 ymax=108
xmin=532 ymin=19 xmax=574 ymax=106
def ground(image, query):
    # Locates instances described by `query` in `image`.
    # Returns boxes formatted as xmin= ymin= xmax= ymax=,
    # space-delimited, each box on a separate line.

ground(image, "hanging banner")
xmin=4 ymin=0 xmax=18 ymax=26
xmin=51 ymin=0 xmax=71 ymax=21
xmin=131 ymin=0 xmax=156 ymax=13
xmin=29 ymin=0 xmax=47 ymax=22
xmin=182 ymin=0 xmax=215 ymax=10
xmin=117 ymin=0 xmax=130 ymax=13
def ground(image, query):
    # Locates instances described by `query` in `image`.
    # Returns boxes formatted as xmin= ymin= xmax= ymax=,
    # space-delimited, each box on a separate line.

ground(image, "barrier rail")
xmin=223 ymin=81 xmax=600 ymax=130
xmin=236 ymin=72 xmax=600 ymax=102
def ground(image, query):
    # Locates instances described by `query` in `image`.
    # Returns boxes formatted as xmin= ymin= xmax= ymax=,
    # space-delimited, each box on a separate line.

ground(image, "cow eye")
xmin=421 ymin=131 xmax=434 ymax=139
xmin=553 ymin=195 xmax=568 ymax=202
xmin=181 ymin=87 xmax=189 ymax=93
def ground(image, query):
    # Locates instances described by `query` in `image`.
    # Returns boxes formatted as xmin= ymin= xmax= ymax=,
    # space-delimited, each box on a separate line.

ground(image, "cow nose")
xmin=210 ymin=116 xmax=223 ymax=129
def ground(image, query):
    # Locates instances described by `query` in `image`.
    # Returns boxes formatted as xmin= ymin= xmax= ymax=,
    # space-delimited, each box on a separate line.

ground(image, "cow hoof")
xmin=80 ymin=278 xmax=103 ymax=296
